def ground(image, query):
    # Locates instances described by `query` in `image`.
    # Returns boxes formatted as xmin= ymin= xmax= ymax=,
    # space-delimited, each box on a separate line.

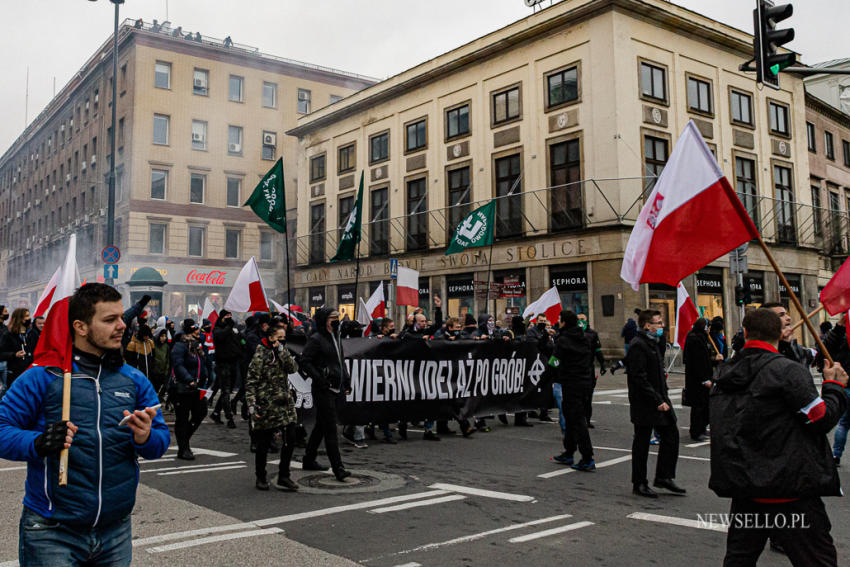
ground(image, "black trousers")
xmin=631 ymin=422 xmax=678 ymax=485
xmin=585 ymin=376 xmax=597 ymax=422
xmin=255 ymin=424 xmax=297 ymax=481
xmin=213 ymin=361 xmax=236 ymax=419
xmin=304 ymin=390 xmax=343 ymax=472
xmin=562 ymin=386 xmax=593 ymax=460
xmin=689 ymin=400 xmax=710 ymax=439
xmin=723 ymin=497 xmax=837 ymax=567
xmin=173 ymin=392 xmax=208 ymax=453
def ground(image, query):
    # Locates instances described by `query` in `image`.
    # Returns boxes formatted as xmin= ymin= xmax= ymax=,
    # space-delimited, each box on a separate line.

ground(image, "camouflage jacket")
xmin=246 ymin=341 xmax=299 ymax=430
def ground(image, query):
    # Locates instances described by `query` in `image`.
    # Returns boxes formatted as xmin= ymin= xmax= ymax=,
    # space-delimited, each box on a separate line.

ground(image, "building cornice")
xmin=805 ymin=91 xmax=850 ymax=130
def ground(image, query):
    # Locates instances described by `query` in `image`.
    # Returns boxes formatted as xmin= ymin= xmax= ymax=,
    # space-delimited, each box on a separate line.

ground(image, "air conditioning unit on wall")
xmin=229 ymin=143 xmax=241 ymax=153
xmin=192 ymin=132 xmax=205 ymax=143
xmin=263 ymin=133 xmax=276 ymax=146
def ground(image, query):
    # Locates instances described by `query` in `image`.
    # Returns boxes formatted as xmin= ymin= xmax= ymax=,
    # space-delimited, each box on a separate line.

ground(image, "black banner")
xmin=287 ymin=337 xmax=550 ymax=425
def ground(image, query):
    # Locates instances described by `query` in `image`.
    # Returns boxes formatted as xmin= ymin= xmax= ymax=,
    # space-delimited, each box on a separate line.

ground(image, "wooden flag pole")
xmin=58 ymin=370 xmax=71 ymax=486
xmin=756 ymin=235 xmax=832 ymax=363
xmin=791 ymin=305 xmax=825 ymax=332
xmin=706 ymin=332 xmax=720 ymax=355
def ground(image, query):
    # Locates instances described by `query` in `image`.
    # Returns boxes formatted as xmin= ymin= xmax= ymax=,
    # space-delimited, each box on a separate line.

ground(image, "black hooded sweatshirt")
xmin=552 ymin=324 xmax=594 ymax=388
xmin=300 ymin=308 xmax=350 ymax=393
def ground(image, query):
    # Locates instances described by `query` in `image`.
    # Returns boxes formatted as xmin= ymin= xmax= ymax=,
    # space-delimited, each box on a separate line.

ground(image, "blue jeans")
xmin=833 ymin=390 xmax=850 ymax=458
xmin=552 ymin=383 xmax=567 ymax=435
xmin=19 ymin=507 xmax=132 ymax=566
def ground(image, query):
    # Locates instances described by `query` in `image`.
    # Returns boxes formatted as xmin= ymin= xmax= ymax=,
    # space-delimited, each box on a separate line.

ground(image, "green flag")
xmin=244 ymin=157 xmax=286 ymax=234
xmin=331 ymin=171 xmax=364 ymax=262
xmin=445 ymin=200 xmax=496 ymax=255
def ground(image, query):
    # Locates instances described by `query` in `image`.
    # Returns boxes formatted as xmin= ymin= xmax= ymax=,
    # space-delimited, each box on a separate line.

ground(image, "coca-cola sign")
xmin=186 ymin=269 xmax=227 ymax=285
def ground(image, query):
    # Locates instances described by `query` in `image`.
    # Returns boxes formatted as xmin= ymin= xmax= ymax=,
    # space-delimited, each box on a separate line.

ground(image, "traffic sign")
xmin=390 ymin=258 xmax=398 ymax=279
xmin=104 ymin=264 xmax=118 ymax=279
xmin=102 ymin=245 xmax=121 ymax=265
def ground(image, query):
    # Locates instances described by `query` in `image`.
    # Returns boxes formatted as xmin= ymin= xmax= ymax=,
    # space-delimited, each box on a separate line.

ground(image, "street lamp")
xmin=89 ymin=0 xmax=124 ymax=285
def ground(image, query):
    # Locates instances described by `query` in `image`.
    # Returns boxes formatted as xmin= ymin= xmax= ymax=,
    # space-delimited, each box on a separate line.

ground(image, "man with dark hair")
xmin=684 ymin=318 xmax=722 ymax=441
xmin=761 ymin=302 xmax=811 ymax=365
xmin=0 ymin=283 xmax=169 ymax=565
xmin=711 ymin=308 xmax=847 ymax=566
xmin=211 ymin=309 xmax=240 ymax=428
xmin=627 ymin=309 xmax=683 ymax=498
xmin=27 ymin=315 xmax=45 ymax=350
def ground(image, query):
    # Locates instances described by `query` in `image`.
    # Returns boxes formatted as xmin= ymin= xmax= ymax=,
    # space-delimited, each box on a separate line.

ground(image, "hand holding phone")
xmin=118 ymin=404 xmax=161 ymax=427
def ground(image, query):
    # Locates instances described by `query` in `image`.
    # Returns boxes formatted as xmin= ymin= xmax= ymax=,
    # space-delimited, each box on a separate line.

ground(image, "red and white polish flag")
xmin=621 ymin=121 xmax=759 ymax=290
xmin=32 ymin=235 xmax=81 ymax=372
xmin=522 ymin=286 xmax=563 ymax=324
xmin=270 ymin=299 xmax=303 ymax=326
xmin=357 ymin=283 xmax=386 ymax=335
xmin=396 ymin=267 xmax=419 ymax=307
xmin=33 ymin=267 xmax=62 ymax=318
xmin=224 ymin=257 xmax=270 ymax=313
xmin=674 ymin=282 xmax=699 ymax=348
xmin=819 ymin=256 xmax=850 ymax=316
xmin=200 ymin=298 xmax=218 ymax=328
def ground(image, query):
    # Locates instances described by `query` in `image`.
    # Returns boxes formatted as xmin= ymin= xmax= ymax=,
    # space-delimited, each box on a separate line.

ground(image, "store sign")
xmin=309 ymin=287 xmax=325 ymax=307
xmin=419 ymin=278 xmax=430 ymax=298
xmin=339 ymin=285 xmax=356 ymax=303
xmin=186 ymin=269 xmax=228 ymax=285
xmin=779 ymin=278 xmax=801 ymax=296
xmin=447 ymin=278 xmax=475 ymax=298
xmin=551 ymin=268 xmax=588 ymax=292
xmin=500 ymin=274 xmax=526 ymax=298
xmin=696 ymin=273 xmax=723 ymax=293
xmin=745 ymin=273 xmax=764 ymax=295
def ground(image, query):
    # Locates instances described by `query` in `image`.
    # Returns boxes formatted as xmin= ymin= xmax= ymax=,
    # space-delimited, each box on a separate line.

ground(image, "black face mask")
xmin=23 ymin=319 xmax=32 ymax=329
xmin=449 ymin=330 xmax=461 ymax=337
xmin=537 ymin=323 xmax=546 ymax=330
xmin=330 ymin=320 xmax=340 ymax=333
xmin=1 ymin=313 xmax=8 ymax=321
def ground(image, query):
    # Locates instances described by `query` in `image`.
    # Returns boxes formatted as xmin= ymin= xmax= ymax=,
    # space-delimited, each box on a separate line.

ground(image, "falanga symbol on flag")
xmin=445 ymin=200 xmax=496 ymax=256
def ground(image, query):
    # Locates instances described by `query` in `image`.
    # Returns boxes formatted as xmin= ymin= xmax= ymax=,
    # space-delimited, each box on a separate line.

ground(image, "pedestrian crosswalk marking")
xmin=146 ymin=527 xmax=284 ymax=554
xmin=538 ymin=455 xmax=631 ymax=479
xmin=369 ymin=494 xmax=467 ymax=514
xmin=428 ymin=483 xmax=534 ymax=502
xmin=508 ymin=521 xmax=594 ymax=543
xmin=628 ymin=512 xmax=727 ymax=533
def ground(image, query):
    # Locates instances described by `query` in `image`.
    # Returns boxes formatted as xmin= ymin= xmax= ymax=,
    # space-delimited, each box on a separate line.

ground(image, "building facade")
xmin=0 ymin=20 xmax=373 ymax=320
xmin=288 ymin=0 xmax=846 ymax=351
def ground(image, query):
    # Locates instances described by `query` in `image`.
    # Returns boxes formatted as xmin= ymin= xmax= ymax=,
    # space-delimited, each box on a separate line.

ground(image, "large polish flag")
xmin=674 ymin=282 xmax=699 ymax=348
xmin=33 ymin=267 xmax=62 ymax=318
xmin=820 ymin=256 xmax=850 ymax=316
xmin=270 ymin=299 xmax=303 ymax=326
xmin=357 ymin=284 xmax=386 ymax=335
xmin=224 ymin=257 xmax=270 ymax=313
xmin=397 ymin=267 xmax=419 ymax=307
xmin=32 ymin=235 xmax=81 ymax=371
xmin=522 ymin=286 xmax=562 ymax=324
xmin=200 ymin=298 xmax=218 ymax=328
xmin=621 ymin=121 xmax=759 ymax=290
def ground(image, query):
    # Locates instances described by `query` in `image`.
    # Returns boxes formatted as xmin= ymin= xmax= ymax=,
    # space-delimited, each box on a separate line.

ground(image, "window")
xmin=687 ymin=77 xmax=712 ymax=114
xmin=406 ymin=178 xmax=428 ymax=251
xmin=154 ymin=61 xmax=171 ymax=89
xmin=774 ymin=165 xmax=796 ymax=244
xmin=807 ymin=122 xmax=816 ymax=152
xmin=550 ymin=139 xmax=582 ymax=231
xmin=226 ymin=177 xmax=241 ymax=207
xmin=330 ymin=94 xmax=343 ymax=104
xmin=229 ymin=75 xmax=244 ymax=102
xmin=493 ymin=87 xmax=520 ymax=125
xmin=446 ymin=104 xmax=470 ymax=139
xmin=735 ymin=157 xmax=759 ymax=229
xmin=825 ymin=131 xmax=835 ymax=160
xmin=447 ymin=166 xmax=471 ymax=242
xmin=262 ymin=82 xmax=277 ymax=108
xmin=297 ymin=88 xmax=311 ymax=114
xmin=188 ymin=226 xmax=205 ymax=256
xmin=189 ymin=173 xmax=205 ymax=204
xmin=338 ymin=196 xmax=354 ymax=243
xmin=225 ymin=229 xmax=240 ymax=259
xmin=844 ymin=140 xmax=850 ymax=167
xmin=769 ymin=102 xmax=789 ymax=136
xmin=309 ymin=203 xmax=325 ymax=264
xmin=644 ymin=135 xmax=668 ymax=191
xmin=811 ymin=186 xmax=823 ymax=237
xmin=259 ymin=131 xmax=275 ymax=160
xmin=227 ymin=125 xmax=243 ymax=155
xmin=191 ymin=120 xmax=207 ymax=150
xmin=370 ymin=132 xmax=389 ymax=164
xmin=829 ymin=191 xmax=842 ymax=251
xmin=310 ymin=155 xmax=326 ymax=182
xmin=495 ymin=154 xmax=523 ymax=239
xmin=118 ymin=118 xmax=125 ymax=147
xmin=152 ymin=114 xmax=169 ymax=145
xmin=406 ymin=119 xmax=427 ymax=152
xmin=338 ymin=144 xmax=355 ymax=173
xmin=640 ymin=62 xmax=667 ymax=102
xmin=149 ymin=223 xmax=166 ymax=254
xmin=370 ymin=187 xmax=389 ymax=256
xmin=193 ymin=69 xmax=209 ymax=96
xmin=547 ymin=67 xmax=578 ymax=108
xmin=260 ymin=232 xmax=273 ymax=260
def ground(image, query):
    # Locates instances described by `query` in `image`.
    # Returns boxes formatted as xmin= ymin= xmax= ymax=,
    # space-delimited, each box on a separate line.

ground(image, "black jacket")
xmin=684 ymin=329 xmax=715 ymax=405
xmin=213 ymin=320 xmax=243 ymax=363
xmin=820 ymin=324 xmax=850 ymax=372
xmin=26 ymin=327 xmax=41 ymax=351
xmin=626 ymin=331 xmax=675 ymax=426
xmin=709 ymin=345 xmax=845 ymax=499
xmin=300 ymin=308 xmax=350 ymax=393
xmin=399 ymin=308 xmax=443 ymax=339
xmin=552 ymin=325 xmax=594 ymax=389
xmin=0 ymin=330 xmax=35 ymax=381
xmin=245 ymin=326 xmax=263 ymax=360
xmin=169 ymin=333 xmax=207 ymax=394
xmin=584 ymin=327 xmax=605 ymax=368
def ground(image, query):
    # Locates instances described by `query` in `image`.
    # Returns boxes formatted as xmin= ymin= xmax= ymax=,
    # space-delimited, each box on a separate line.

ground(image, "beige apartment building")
xmin=0 ymin=20 xmax=373 ymax=319
xmin=288 ymin=0 xmax=844 ymax=349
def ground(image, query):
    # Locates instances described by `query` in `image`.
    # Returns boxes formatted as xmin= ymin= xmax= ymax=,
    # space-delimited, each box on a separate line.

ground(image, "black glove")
xmin=34 ymin=421 xmax=69 ymax=457
xmin=731 ymin=329 xmax=745 ymax=352
xmin=139 ymin=295 xmax=152 ymax=308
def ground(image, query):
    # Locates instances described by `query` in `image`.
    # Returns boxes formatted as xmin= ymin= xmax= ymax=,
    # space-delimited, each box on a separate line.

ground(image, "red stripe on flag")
xmin=820 ymin=257 xmax=850 ymax=316
xmin=544 ymin=303 xmax=562 ymax=326
xmin=397 ymin=286 xmax=418 ymax=307
xmin=31 ymin=297 xmax=73 ymax=373
xmin=33 ymin=287 xmax=56 ymax=319
xmin=247 ymin=280 xmax=268 ymax=312
xmin=641 ymin=177 xmax=758 ymax=287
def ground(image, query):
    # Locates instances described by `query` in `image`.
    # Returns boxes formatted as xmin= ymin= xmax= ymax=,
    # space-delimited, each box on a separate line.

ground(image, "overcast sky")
xmin=1 ymin=0 xmax=847 ymax=152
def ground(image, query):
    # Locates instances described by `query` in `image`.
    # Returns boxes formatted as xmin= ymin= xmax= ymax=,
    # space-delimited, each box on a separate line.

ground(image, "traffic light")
xmin=754 ymin=1 xmax=795 ymax=90
xmin=735 ymin=285 xmax=746 ymax=306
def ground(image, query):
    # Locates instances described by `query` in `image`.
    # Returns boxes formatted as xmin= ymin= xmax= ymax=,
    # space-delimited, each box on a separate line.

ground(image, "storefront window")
xmin=418 ymin=277 xmax=431 ymax=316
xmin=338 ymin=285 xmax=356 ymax=321
xmin=778 ymin=274 xmax=803 ymax=343
xmin=494 ymin=269 xmax=527 ymax=323
xmin=185 ymin=294 xmax=204 ymax=321
xmin=308 ymin=286 xmax=325 ymax=316
xmin=550 ymin=265 xmax=589 ymax=317
xmin=446 ymin=274 xmax=475 ymax=319
xmin=649 ymin=283 xmax=676 ymax=346
xmin=696 ymin=271 xmax=724 ymax=322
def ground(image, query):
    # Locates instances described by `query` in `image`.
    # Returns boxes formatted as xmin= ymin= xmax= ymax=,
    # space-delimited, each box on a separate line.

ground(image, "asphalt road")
xmin=2 ymin=372 xmax=849 ymax=566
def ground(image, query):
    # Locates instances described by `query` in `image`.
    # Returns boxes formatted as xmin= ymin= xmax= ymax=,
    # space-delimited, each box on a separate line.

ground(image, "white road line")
xmin=595 ymin=388 xmax=630 ymax=395
xmin=133 ymin=523 xmax=259 ymax=547
xmin=191 ymin=448 xmax=238 ymax=458
xmin=393 ymin=563 xmax=422 ymax=567
xmin=141 ymin=461 xmax=245 ymax=474
xmin=678 ymin=455 xmax=710 ymax=462
xmin=508 ymin=521 xmax=594 ymax=543
xmin=537 ymin=455 xmax=631 ymax=479
xmin=0 ymin=465 xmax=27 ymax=472
xmin=369 ymin=494 xmax=467 ymax=514
xmin=686 ymin=440 xmax=711 ymax=448
xmin=267 ymin=460 xmax=332 ymax=473
xmin=628 ymin=512 xmax=727 ymax=533
xmin=146 ymin=527 xmax=284 ymax=553
xmin=428 ymin=483 xmax=535 ymax=502
xmin=157 ymin=464 xmax=246 ymax=476
xmin=597 ymin=446 xmax=710 ymax=462
xmin=592 ymin=401 xmax=612 ymax=405
xmin=0 ymin=560 xmax=18 ymax=567
xmin=254 ymin=490 xmax=451 ymax=526
xmin=390 ymin=514 xmax=573 ymax=556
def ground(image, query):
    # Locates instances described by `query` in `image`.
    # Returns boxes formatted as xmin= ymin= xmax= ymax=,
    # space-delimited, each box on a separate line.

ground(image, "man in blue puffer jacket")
xmin=0 ymin=283 xmax=170 ymax=566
